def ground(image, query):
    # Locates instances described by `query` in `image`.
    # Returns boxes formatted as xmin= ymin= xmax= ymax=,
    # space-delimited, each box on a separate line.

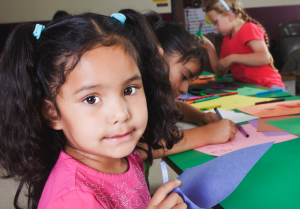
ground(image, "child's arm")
xmin=138 ymin=119 xmax=237 ymax=160
xmin=195 ymin=35 xmax=224 ymax=76
xmin=147 ymin=179 xmax=186 ymax=208
xmin=217 ymin=40 xmax=270 ymax=73
xmin=175 ymin=100 xmax=219 ymax=126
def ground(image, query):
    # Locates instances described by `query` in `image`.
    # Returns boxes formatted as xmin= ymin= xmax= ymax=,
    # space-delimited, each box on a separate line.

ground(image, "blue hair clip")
xmin=218 ymin=0 xmax=233 ymax=13
xmin=111 ymin=13 xmax=126 ymax=25
xmin=32 ymin=24 xmax=45 ymax=40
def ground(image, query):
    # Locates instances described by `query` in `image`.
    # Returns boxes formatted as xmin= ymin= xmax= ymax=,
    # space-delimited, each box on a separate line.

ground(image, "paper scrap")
xmin=266 ymin=118 xmax=300 ymax=137
xmin=205 ymin=109 xmax=258 ymax=123
xmin=195 ymin=124 xmax=298 ymax=156
xmin=257 ymin=115 xmax=300 ymax=132
xmin=248 ymin=120 xmax=292 ymax=137
xmin=236 ymin=100 xmax=300 ymax=118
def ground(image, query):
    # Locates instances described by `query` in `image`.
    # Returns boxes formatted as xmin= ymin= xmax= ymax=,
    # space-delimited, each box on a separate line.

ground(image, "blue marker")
xmin=256 ymin=89 xmax=282 ymax=95
xmin=214 ymin=108 xmax=223 ymax=119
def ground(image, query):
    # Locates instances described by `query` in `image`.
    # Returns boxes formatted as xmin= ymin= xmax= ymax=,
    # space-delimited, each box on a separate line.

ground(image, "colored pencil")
xmin=194 ymin=96 xmax=220 ymax=103
xmin=256 ymin=89 xmax=282 ymax=95
xmin=236 ymin=124 xmax=249 ymax=137
xmin=219 ymin=92 xmax=238 ymax=97
xmin=188 ymin=94 xmax=215 ymax=101
xmin=255 ymin=98 xmax=285 ymax=105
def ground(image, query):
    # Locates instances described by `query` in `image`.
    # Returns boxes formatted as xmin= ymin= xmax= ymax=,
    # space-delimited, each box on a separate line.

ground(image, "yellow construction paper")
xmin=191 ymin=95 xmax=274 ymax=110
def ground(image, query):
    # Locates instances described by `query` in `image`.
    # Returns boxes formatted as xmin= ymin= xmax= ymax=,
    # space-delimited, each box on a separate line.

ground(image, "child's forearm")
xmin=205 ymin=46 xmax=223 ymax=76
xmin=229 ymin=52 xmax=270 ymax=66
xmin=137 ymin=127 xmax=210 ymax=160
xmin=175 ymin=100 xmax=204 ymax=125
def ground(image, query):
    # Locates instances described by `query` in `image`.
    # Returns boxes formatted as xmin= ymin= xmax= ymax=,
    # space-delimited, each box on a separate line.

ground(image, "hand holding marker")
xmin=214 ymin=108 xmax=249 ymax=138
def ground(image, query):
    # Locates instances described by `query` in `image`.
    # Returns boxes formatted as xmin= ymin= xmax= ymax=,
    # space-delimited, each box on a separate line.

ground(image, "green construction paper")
xmin=266 ymin=118 xmax=300 ymax=137
xmin=256 ymin=91 xmax=292 ymax=98
xmin=220 ymin=138 xmax=300 ymax=208
xmin=282 ymin=96 xmax=300 ymax=101
xmin=234 ymin=82 xmax=270 ymax=90
xmin=224 ymin=86 xmax=270 ymax=96
xmin=215 ymin=77 xmax=234 ymax=82
xmin=201 ymin=71 xmax=215 ymax=76
xmin=166 ymin=150 xmax=215 ymax=174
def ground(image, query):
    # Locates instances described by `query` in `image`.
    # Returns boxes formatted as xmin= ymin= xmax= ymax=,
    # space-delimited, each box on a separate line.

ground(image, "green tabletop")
xmin=167 ymin=78 xmax=299 ymax=208
xmin=166 ymin=130 xmax=300 ymax=208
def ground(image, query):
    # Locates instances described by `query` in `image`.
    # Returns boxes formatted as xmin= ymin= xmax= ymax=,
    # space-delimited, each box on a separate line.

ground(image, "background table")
xmin=168 ymin=80 xmax=300 ymax=208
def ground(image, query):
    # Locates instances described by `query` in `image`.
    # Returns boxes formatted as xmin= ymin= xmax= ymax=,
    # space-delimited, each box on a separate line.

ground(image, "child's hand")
xmin=201 ymin=119 xmax=237 ymax=145
xmin=198 ymin=112 xmax=220 ymax=126
xmin=216 ymin=56 xmax=233 ymax=75
xmin=147 ymin=179 xmax=187 ymax=209
xmin=195 ymin=35 xmax=213 ymax=49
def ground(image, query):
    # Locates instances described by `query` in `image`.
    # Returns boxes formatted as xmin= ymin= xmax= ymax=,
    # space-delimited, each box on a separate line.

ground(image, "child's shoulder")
xmin=38 ymin=150 xmax=150 ymax=208
xmin=242 ymin=22 xmax=264 ymax=34
xmin=38 ymin=151 xmax=100 ymax=208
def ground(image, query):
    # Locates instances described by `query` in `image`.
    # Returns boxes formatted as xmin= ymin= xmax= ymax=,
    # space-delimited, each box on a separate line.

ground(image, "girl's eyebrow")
xmin=73 ymin=75 xmax=142 ymax=95
xmin=185 ymin=66 xmax=197 ymax=78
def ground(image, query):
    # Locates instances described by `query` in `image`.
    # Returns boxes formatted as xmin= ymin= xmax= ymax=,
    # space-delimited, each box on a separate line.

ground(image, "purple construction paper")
xmin=247 ymin=120 xmax=293 ymax=137
xmin=179 ymin=93 xmax=197 ymax=99
xmin=172 ymin=142 xmax=274 ymax=209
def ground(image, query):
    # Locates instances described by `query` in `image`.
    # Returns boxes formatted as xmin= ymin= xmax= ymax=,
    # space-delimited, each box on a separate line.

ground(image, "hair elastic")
xmin=111 ymin=13 xmax=126 ymax=25
xmin=32 ymin=24 xmax=45 ymax=40
xmin=218 ymin=0 xmax=232 ymax=13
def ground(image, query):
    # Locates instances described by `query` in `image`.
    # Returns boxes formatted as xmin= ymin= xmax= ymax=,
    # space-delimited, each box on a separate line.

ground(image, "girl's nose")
xmin=179 ymin=81 xmax=189 ymax=95
xmin=107 ymin=100 xmax=130 ymax=124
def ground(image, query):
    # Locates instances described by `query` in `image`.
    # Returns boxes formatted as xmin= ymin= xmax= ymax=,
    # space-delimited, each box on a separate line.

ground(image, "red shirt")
xmin=221 ymin=22 xmax=285 ymax=88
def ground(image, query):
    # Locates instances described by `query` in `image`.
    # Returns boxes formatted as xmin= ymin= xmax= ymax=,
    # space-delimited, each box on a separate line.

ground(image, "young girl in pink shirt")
xmin=197 ymin=0 xmax=285 ymax=89
xmin=0 ymin=10 xmax=186 ymax=209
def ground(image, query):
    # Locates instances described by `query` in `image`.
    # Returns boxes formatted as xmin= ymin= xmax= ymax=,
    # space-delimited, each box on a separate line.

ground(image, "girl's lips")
xmin=103 ymin=131 xmax=133 ymax=144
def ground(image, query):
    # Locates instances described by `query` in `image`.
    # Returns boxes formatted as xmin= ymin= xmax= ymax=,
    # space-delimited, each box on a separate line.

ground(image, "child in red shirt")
xmin=197 ymin=0 xmax=285 ymax=89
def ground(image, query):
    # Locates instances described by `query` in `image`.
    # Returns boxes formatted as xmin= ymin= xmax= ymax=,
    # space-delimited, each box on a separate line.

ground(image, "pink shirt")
xmin=221 ymin=22 xmax=285 ymax=88
xmin=38 ymin=150 xmax=151 ymax=209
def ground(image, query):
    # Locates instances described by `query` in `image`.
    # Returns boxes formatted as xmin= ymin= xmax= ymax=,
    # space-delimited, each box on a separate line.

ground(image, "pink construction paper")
xmin=247 ymin=120 xmax=293 ymax=137
xmin=195 ymin=124 xmax=298 ymax=156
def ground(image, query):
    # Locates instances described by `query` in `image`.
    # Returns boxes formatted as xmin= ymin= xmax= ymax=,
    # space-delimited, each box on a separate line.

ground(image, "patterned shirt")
xmin=38 ymin=150 xmax=151 ymax=209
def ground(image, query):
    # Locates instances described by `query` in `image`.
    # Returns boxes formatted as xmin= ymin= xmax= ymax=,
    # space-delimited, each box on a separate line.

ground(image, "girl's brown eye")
xmin=84 ymin=96 xmax=100 ymax=104
xmin=124 ymin=86 xmax=137 ymax=96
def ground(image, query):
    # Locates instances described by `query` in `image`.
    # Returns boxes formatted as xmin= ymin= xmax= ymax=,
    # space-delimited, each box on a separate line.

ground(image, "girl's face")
xmin=53 ymin=46 xmax=148 ymax=163
xmin=207 ymin=10 xmax=233 ymax=36
xmin=167 ymin=54 xmax=200 ymax=98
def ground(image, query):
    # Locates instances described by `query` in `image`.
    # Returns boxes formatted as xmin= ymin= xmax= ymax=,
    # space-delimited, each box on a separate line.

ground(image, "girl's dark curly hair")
xmin=149 ymin=20 xmax=205 ymax=76
xmin=0 ymin=9 xmax=183 ymax=209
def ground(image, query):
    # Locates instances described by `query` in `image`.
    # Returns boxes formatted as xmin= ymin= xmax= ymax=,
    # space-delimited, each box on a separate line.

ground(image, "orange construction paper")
xmin=257 ymin=115 xmax=300 ymax=132
xmin=236 ymin=100 xmax=300 ymax=118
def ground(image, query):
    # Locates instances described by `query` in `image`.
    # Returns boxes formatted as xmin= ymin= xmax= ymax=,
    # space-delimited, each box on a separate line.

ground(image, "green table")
xmin=166 ymin=123 xmax=300 ymax=208
xmin=167 ymin=78 xmax=299 ymax=208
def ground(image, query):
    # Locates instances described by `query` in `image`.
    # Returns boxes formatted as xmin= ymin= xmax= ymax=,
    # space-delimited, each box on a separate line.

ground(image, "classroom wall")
xmin=0 ymin=0 xmax=171 ymax=24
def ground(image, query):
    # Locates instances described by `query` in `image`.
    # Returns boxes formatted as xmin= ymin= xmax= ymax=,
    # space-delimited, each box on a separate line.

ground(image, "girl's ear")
xmin=227 ymin=11 xmax=234 ymax=22
xmin=41 ymin=99 xmax=63 ymax=130
xmin=158 ymin=46 xmax=164 ymax=56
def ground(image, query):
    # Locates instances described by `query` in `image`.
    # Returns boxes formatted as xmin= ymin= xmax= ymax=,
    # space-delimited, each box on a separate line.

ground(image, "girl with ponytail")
xmin=0 ymin=10 xmax=186 ymax=209
xmin=197 ymin=0 xmax=285 ymax=89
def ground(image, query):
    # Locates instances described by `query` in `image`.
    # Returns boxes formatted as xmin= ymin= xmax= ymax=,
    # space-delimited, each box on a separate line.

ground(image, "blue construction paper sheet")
xmin=171 ymin=142 xmax=274 ymax=209
xmin=179 ymin=93 xmax=196 ymax=99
